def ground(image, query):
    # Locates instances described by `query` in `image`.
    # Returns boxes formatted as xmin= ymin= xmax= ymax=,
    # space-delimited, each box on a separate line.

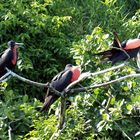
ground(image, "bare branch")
xmin=0 ymin=63 xmax=128 ymax=98
xmin=4 ymin=68 xmax=62 ymax=96
xmin=8 ymin=125 xmax=12 ymax=140
xmin=0 ymin=71 xmax=11 ymax=82
xmin=90 ymin=62 xmax=126 ymax=76
xmin=65 ymin=63 xmax=126 ymax=91
xmin=5 ymin=68 xmax=48 ymax=87
xmin=70 ymin=73 xmax=140 ymax=93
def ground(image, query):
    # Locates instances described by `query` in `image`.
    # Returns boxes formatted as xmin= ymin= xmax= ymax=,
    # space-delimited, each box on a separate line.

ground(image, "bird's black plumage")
xmin=96 ymin=33 xmax=140 ymax=65
xmin=41 ymin=64 xmax=81 ymax=112
xmin=0 ymin=40 xmax=23 ymax=77
xmin=41 ymin=65 xmax=73 ymax=112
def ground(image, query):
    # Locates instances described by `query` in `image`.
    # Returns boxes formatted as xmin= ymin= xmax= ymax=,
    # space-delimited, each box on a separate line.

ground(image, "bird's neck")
xmin=11 ymin=47 xmax=17 ymax=65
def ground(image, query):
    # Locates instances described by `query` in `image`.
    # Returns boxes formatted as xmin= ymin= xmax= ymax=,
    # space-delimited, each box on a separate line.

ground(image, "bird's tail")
xmin=40 ymin=95 xmax=58 ymax=112
xmin=95 ymin=50 xmax=113 ymax=64
xmin=95 ymin=50 xmax=112 ymax=58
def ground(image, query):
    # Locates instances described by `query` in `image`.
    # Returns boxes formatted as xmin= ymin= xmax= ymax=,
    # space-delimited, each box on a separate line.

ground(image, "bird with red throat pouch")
xmin=96 ymin=32 xmax=140 ymax=67
xmin=0 ymin=40 xmax=24 ymax=78
xmin=41 ymin=64 xmax=81 ymax=112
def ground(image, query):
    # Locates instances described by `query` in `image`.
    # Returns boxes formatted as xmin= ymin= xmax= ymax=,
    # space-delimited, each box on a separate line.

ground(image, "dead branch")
xmin=0 ymin=71 xmax=11 ymax=82
xmin=5 ymin=68 xmax=48 ymax=87
xmin=3 ymin=68 xmax=62 ymax=97
xmin=65 ymin=63 xmax=126 ymax=91
xmin=90 ymin=62 xmax=126 ymax=76
xmin=8 ymin=125 xmax=12 ymax=140
xmin=70 ymin=73 xmax=140 ymax=93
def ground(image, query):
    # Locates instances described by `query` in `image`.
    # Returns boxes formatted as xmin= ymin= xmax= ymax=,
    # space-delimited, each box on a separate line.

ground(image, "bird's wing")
xmin=51 ymin=70 xmax=73 ymax=92
xmin=136 ymin=50 xmax=140 ymax=68
xmin=112 ymin=32 xmax=122 ymax=48
xmin=51 ymin=70 xmax=64 ymax=81
xmin=0 ymin=49 xmax=13 ymax=68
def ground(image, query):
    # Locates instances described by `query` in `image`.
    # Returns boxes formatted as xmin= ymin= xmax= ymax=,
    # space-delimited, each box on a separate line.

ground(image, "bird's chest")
xmin=11 ymin=49 xmax=18 ymax=65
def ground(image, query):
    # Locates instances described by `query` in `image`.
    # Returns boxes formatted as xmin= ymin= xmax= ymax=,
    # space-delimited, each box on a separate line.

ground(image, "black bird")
xmin=0 ymin=40 xmax=24 ymax=77
xmin=41 ymin=64 xmax=81 ymax=112
xmin=96 ymin=33 xmax=140 ymax=66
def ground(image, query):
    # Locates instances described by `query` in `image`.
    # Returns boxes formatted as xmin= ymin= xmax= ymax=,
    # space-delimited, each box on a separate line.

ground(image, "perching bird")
xmin=41 ymin=64 xmax=81 ymax=112
xmin=0 ymin=40 xmax=24 ymax=77
xmin=96 ymin=33 xmax=140 ymax=66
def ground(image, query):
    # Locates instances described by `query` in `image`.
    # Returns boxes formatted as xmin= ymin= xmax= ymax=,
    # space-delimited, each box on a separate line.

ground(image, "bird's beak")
xmin=76 ymin=66 xmax=81 ymax=72
xmin=15 ymin=42 xmax=25 ymax=49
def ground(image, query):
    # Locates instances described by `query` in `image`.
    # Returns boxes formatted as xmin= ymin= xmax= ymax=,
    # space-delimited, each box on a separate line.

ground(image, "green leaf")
xmin=102 ymin=113 xmax=110 ymax=121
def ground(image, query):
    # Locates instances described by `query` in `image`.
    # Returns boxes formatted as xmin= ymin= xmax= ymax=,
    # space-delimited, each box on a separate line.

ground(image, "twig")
xmin=0 ymin=71 xmax=11 ymax=82
xmin=50 ymin=63 xmax=128 ymax=137
xmin=105 ymin=94 xmax=113 ymax=110
xmin=49 ymin=129 xmax=62 ymax=140
xmin=6 ymin=68 xmax=48 ymax=87
xmin=8 ymin=125 xmax=12 ymax=140
xmin=4 ymin=68 xmax=62 ymax=97
xmin=90 ymin=62 xmax=126 ymax=77
xmin=65 ymin=63 xmax=126 ymax=91
xmin=70 ymin=73 xmax=140 ymax=93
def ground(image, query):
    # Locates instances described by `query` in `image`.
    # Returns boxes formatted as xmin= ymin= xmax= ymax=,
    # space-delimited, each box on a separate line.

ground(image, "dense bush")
xmin=0 ymin=0 xmax=140 ymax=140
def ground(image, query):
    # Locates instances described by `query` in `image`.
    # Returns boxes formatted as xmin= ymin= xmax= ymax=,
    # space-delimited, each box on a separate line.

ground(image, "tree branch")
xmin=70 ymin=73 xmax=140 ymax=93
xmin=0 ymin=63 xmax=125 ymax=97
xmin=65 ymin=63 xmax=126 ymax=91
xmin=0 ymin=71 xmax=11 ymax=82
xmin=4 ymin=68 xmax=62 ymax=97
xmin=8 ymin=125 xmax=12 ymax=140
xmin=90 ymin=62 xmax=126 ymax=76
xmin=5 ymin=68 xmax=49 ymax=87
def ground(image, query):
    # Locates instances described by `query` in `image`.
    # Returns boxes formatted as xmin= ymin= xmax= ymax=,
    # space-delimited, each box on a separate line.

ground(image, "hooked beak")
xmin=76 ymin=66 xmax=81 ymax=72
xmin=15 ymin=42 xmax=25 ymax=49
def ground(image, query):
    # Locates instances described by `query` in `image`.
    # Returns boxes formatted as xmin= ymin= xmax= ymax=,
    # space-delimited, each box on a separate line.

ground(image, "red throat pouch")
xmin=71 ymin=67 xmax=81 ymax=82
xmin=11 ymin=48 xmax=17 ymax=65
xmin=125 ymin=39 xmax=140 ymax=50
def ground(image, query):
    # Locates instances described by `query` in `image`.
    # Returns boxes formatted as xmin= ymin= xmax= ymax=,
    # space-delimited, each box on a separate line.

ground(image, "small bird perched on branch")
xmin=41 ymin=64 xmax=81 ymax=112
xmin=96 ymin=32 xmax=140 ymax=67
xmin=0 ymin=40 xmax=24 ymax=77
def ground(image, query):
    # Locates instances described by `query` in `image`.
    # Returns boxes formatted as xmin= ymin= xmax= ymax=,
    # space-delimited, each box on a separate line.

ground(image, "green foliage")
xmin=0 ymin=0 xmax=140 ymax=140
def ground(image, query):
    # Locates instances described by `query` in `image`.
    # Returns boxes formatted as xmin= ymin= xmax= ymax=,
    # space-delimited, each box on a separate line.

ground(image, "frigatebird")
xmin=96 ymin=33 xmax=140 ymax=66
xmin=41 ymin=64 xmax=81 ymax=112
xmin=0 ymin=40 xmax=24 ymax=78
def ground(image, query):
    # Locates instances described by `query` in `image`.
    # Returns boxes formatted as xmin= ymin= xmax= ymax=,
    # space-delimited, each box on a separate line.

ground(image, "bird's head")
xmin=8 ymin=40 xmax=24 ymax=49
xmin=65 ymin=64 xmax=73 ymax=70
xmin=65 ymin=64 xmax=81 ymax=82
